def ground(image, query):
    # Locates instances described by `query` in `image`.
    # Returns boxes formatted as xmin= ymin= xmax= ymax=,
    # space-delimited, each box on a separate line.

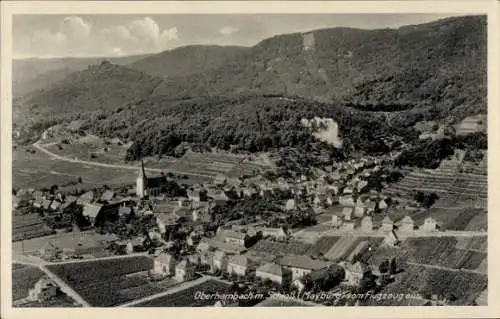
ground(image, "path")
xmin=119 ymin=276 xmax=211 ymax=307
xmin=39 ymin=264 xmax=91 ymax=307
xmin=33 ymin=142 xmax=214 ymax=179
xmin=405 ymin=261 xmax=486 ymax=275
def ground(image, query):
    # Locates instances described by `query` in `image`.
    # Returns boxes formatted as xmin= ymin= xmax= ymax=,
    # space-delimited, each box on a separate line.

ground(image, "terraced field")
xmin=386 ymin=159 xmax=487 ymax=202
xmin=371 ymin=264 xmax=487 ymax=306
xmin=45 ymin=256 xmax=173 ymax=307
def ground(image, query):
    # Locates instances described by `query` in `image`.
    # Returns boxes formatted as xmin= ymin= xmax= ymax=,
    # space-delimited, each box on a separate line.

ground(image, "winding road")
xmin=33 ymin=142 xmax=215 ymax=179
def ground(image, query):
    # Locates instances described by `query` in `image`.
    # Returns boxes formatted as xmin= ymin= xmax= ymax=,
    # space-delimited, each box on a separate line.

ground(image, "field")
xmin=12 ymin=263 xmax=45 ymax=301
xmin=45 ymin=256 xmax=177 ymax=306
xmin=13 ymin=230 xmax=116 ymax=255
xmin=13 ymin=213 xmax=55 ymax=242
xmin=307 ymin=236 xmax=341 ymax=257
xmin=370 ymin=263 xmax=487 ymax=306
xmin=132 ymin=279 xmax=231 ymax=307
xmin=247 ymin=239 xmax=312 ymax=262
xmin=365 ymin=236 xmax=487 ymax=274
xmin=13 ymin=148 xmax=141 ymax=190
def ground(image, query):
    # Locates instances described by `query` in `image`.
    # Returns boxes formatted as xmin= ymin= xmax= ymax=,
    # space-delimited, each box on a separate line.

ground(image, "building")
xmin=353 ymin=205 xmax=366 ymax=218
xmin=293 ymin=265 xmax=345 ymax=292
xmin=222 ymin=230 xmax=248 ymax=247
xmin=361 ymin=216 xmax=373 ymax=231
xmin=196 ymin=237 xmax=213 ymax=252
xmin=154 ymin=253 xmax=177 ymax=276
xmin=77 ymin=191 xmax=94 ymax=205
xmin=251 ymin=227 xmax=288 ymax=240
xmin=331 ymin=215 xmax=342 ymax=228
xmin=39 ymin=242 xmax=61 ymax=261
xmin=28 ymin=277 xmax=58 ymax=301
xmin=156 ymin=213 xmax=180 ymax=234
xmin=398 ymin=216 xmax=415 ymax=232
xmin=383 ymin=230 xmax=400 ymax=247
xmin=420 ymin=217 xmax=439 ymax=232
xmin=342 ymin=207 xmax=353 ymax=221
xmin=380 ymin=216 xmax=394 ymax=232
xmin=101 ymin=190 xmax=115 ymax=202
xmin=82 ymin=203 xmax=103 ymax=225
xmin=285 ymin=199 xmax=297 ymax=211
xmin=256 ymin=263 xmax=290 ymax=285
xmin=227 ymin=255 xmax=251 ymax=277
xmin=213 ymin=250 xmax=228 ymax=272
xmin=278 ymin=255 xmax=329 ymax=281
xmin=187 ymin=188 xmax=208 ymax=203
xmin=343 ymin=261 xmax=371 ymax=286
xmin=175 ymin=260 xmax=196 ymax=282
xmin=136 ymin=160 xmax=168 ymax=198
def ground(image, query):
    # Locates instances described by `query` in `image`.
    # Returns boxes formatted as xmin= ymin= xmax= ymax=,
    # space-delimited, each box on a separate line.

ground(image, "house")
xmin=331 ymin=215 xmax=342 ymax=228
xmin=341 ymin=222 xmax=355 ymax=231
xmin=342 ymin=207 xmax=353 ymax=221
xmin=357 ymin=180 xmax=369 ymax=193
xmin=154 ymin=253 xmax=177 ymax=276
xmin=100 ymin=190 xmax=115 ymax=202
xmin=28 ymin=277 xmax=58 ymax=301
xmin=254 ymin=227 xmax=289 ymax=240
xmin=420 ymin=217 xmax=439 ymax=232
xmin=256 ymin=263 xmax=290 ymax=285
xmin=187 ymin=188 xmax=208 ymax=203
xmin=77 ymin=191 xmax=94 ymax=205
xmin=213 ymin=250 xmax=228 ymax=272
xmin=343 ymin=261 xmax=371 ymax=286
xmin=114 ymin=240 xmax=134 ymax=254
xmin=82 ymin=203 xmax=103 ymax=225
xmin=285 ymin=199 xmax=297 ymax=211
xmin=227 ymin=255 xmax=252 ymax=277
xmin=209 ymin=239 xmax=247 ymax=255
xmin=383 ymin=230 xmax=400 ymax=247
xmin=156 ymin=213 xmax=180 ymax=234
xmin=192 ymin=209 xmax=211 ymax=223
xmin=380 ymin=216 xmax=394 ymax=232
xmin=199 ymin=250 xmax=215 ymax=271
xmin=293 ymin=264 xmax=345 ymax=292
xmin=398 ymin=216 xmax=415 ymax=232
xmin=361 ymin=216 xmax=373 ymax=231
xmin=242 ymin=186 xmax=258 ymax=198
xmin=215 ymin=174 xmax=227 ymax=186
xmin=353 ymin=206 xmax=366 ymax=218
xmin=175 ymin=260 xmax=196 ymax=282
xmin=339 ymin=195 xmax=355 ymax=207
xmin=278 ymin=255 xmax=329 ymax=280
xmin=42 ymin=199 xmax=52 ymax=210
xmin=221 ymin=230 xmax=248 ymax=247
xmin=378 ymin=199 xmax=388 ymax=211
xmin=39 ymin=242 xmax=61 ymax=261
xmin=196 ymin=237 xmax=213 ymax=252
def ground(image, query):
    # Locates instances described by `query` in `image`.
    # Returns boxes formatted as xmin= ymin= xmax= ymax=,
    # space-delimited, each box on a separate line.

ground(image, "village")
xmin=12 ymin=144 xmax=487 ymax=308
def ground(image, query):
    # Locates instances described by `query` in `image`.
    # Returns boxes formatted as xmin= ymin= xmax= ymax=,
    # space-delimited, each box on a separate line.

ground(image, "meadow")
xmin=12 ymin=264 xmax=45 ymax=301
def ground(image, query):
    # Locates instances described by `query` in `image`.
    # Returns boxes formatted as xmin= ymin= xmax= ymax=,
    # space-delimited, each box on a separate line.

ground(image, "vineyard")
xmin=321 ymin=236 xmax=382 ymax=261
xmin=132 ymin=280 xmax=231 ymax=307
xmin=385 ymin=158 xmax=487 ymax=202
xmin=307 ymin=236 xmax=341 ymax=257
xmin=374 ymin=264 xmax=487 ymax=305
xmin=248 ymin=239 xmax=312 ymax=259
xmin=45 ymin=256 xmax=168 ymax=307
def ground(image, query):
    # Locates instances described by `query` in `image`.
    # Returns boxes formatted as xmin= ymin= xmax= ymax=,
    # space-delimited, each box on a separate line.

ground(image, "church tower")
xmin=136 ymin=160 xmax=147 ymax=198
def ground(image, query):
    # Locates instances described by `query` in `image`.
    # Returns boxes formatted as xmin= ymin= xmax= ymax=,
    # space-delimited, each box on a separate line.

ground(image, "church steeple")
xmin=136 ymin=160 xmax=147 ymax=198
xmin=139 ymin=160 xmax=146 ymax=178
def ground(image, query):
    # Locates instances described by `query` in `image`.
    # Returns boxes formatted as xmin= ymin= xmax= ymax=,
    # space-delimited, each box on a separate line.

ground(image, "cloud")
xmin=15 ymin=16 xmax=179 ymax=58
xmin=219 ymin=26 xmax=238 ymax=36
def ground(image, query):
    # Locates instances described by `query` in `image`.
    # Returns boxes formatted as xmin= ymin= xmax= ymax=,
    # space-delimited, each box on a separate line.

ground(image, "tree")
xmin=378 ymin=260 xmax=390 ymax=274
xmin=389 ymin=258 xmax=398 ymax=274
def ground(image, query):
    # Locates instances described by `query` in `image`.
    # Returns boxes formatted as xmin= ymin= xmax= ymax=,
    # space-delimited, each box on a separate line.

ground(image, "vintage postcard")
xmin=1 ymin=1 xmax=499 ymax=318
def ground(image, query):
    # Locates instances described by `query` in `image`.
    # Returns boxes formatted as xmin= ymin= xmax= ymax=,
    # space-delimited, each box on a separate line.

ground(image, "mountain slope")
xmin=151 ymin=15 xmax=486 ymax=120
xmin=13 ymin=54 xmax=151 ymax=97
xmin=127 ymin=45 xmax=248 ymax=78
xmin=14 ymin=61 xmax=162 ymax=135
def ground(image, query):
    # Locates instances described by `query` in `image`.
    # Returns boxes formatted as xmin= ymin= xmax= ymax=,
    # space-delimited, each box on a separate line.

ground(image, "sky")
xmin=13 ymin=13 xmax=470 ymax=58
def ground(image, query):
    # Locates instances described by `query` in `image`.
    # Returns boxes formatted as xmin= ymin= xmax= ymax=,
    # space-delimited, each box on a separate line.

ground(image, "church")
xmin=136 ymin=161 xmax=168 ymax=198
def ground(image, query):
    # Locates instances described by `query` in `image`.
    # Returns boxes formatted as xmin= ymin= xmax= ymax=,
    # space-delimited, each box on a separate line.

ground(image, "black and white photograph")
xmin=1 ymin=1 xmax=497 ymax=315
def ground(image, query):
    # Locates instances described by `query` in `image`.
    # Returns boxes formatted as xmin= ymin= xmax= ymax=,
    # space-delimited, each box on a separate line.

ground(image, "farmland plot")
xmin=46 ymin=256 xmax=163 ymax=307
xmin=12 ymin=264 xmax=45 ymax=301
xmin=307 ymin=236 xmax=341 ymax=257
xmin=132 ymin=280 xmax=231 ymax=307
